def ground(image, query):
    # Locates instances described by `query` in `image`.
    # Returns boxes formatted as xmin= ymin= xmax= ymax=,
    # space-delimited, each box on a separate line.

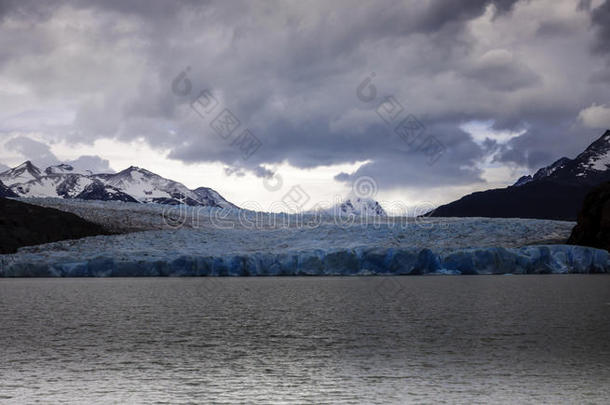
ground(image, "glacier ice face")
xmin=1 ymin=244 xmax=608 ymax=277
xmin=1 ymin=198 xmax=605 ymax=277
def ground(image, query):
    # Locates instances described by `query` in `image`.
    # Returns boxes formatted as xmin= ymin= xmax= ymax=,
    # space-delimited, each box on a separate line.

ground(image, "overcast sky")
xmin=0 ymin=0 xmax=609 ymax=211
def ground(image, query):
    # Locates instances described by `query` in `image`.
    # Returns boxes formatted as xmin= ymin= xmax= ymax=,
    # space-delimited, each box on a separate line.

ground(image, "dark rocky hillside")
xmin=429 ymin=181 xmax=591 ymax=221
xmin=0 ymin=180 xmax=16 ymax=198
xmin=0 ymin=198 xmax=112 ymax=254
xmin=568 ymin=181 xmax=610 ymax=251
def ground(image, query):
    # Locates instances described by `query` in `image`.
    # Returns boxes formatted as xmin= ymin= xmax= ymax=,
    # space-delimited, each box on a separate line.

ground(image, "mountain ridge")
xmin=430 ymin=129 xmax=610 ymax=220
xmin=0 ymin=162 xmax=237 ymax=209
xmin=1 ymin=163 xmax=389 ymax=216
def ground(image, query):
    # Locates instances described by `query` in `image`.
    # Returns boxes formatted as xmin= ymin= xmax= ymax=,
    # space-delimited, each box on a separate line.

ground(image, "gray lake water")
xmin=1 ymin=276 xmax=609 ymax=404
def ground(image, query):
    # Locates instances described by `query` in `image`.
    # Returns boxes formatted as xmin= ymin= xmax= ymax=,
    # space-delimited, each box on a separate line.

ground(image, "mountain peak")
xmin=336 ymin=196 xmax=387 ymax=217
xmin=511 ymin=130 xmax=610 ymax=187
xmin=570 ymin=131 xmax=610 ymax=176
xmin=512 ymin=156 xmax=569 ymax=187
xmin=16 ymin=160 xmax=36 ymax=169
xmin=120 ymin=165 xmax=155 ymax=176
xmin=0 ymin=161 xmax=42 ymax=186
xmin=120 ymin=165 xmax=140 ymax=173
xmin=513 ymin=175 xmax=533 ymax=187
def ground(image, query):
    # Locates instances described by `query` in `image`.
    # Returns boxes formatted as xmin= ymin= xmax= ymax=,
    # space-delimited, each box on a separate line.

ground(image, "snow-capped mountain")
xmin=335 ymin=196 xmax=387 ymax=216
xmin=533 ymin=157 xmax=571 ymax=180
xmin=75 ymin=181 xmax=138 ymax=203
xmin=0 ymin=161 xmax=41 ymax=185
xmin=430 ymin=129 xmax=610 ymax=220
xmin=511 ymin=130 xmax=610 ymax=187
xmin=93 ymin=166 xmax=236 ymax=208
xmin=547 ymin=130 xmax=610 ymax=184
xmin=0 ymin=162 xmax=237 ymax=208
xmin=512 ymin=157 xmax=571 ymax=186
xmin=193 ymin=187 xmax=234 ymax=208
xmin=310 ymin=195 xmax=387 ymax=217
xmin=11 ymin=173 xmax=92 ymax=199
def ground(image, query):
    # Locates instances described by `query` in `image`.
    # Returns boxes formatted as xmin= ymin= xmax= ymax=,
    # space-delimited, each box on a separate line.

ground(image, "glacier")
xmin=1 ymin=244 xmax=607 ymax=277
xmin=0 ymin=198 xmax=607 ymax=276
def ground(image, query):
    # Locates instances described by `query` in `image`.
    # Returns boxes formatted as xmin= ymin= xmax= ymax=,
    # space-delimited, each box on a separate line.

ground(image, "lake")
xmin=1 ymin=276 xmax=609 ymax=403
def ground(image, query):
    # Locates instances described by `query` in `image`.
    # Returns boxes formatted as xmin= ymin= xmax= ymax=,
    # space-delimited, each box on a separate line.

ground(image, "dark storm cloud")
xmin=5 ymin=136 xmax=59 ymax=168
xmin=3 ymin=136 xmax=114 ymax=172
xmin=590 ymin=0 xmax=610 ymax=54
xmin=0 ymin=0 xmax=608 ymax=191
xmin=418 ymin=0 xmax=518 ymax=30
xmin=0 ymin=0 xmax=56 ymax=21
xmin=332 ymin=123 xmax=486 ymax=189
xmin=460 ymin=50 xmax=541 ymax=91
